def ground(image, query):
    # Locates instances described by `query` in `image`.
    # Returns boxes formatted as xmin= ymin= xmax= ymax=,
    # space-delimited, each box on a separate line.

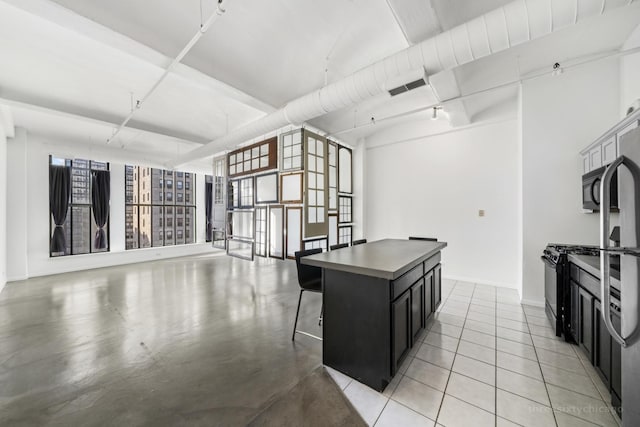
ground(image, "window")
xmin=125 ymin=165 xmax=196 ymax=249
xmin=50 ymin=156 xmax=110 ymax=257
xmin=240 ymin=178 xmax=254 ymax=208
xmin=280 ymin=129 xmax=303 ymax=171
xmin=328 ymin=141 xmax=338 ymax=211
xmin=339 ymin=196 xmax=352 ymax=223
xmin=255 ymin=207 xmax=267 ymax=257
xmin=227 ymin=137 xmax=277 ymax=177
xmin=304 ymin=237 xmax=327 ymax=251
xmin=304 ymin=132 xmax=328 ymax=238
xmin=338 ymin=226 xmax=352 ymax=245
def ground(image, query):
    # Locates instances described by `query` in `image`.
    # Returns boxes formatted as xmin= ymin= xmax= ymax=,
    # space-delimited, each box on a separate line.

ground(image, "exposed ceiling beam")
xmin=0 ymin=89 xmax=207 ymax=145
xmin=383 ymin=0 xmax=471 ymax=126
xmin=1 ymin=0 xmax=277 ymax=115
xmin=429 ymin=70 xmax=471 ymax=126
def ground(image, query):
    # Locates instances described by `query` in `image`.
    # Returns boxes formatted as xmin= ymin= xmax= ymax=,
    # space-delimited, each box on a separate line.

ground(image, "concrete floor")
xmin=0 ymin=254 xmax=328 ymax=426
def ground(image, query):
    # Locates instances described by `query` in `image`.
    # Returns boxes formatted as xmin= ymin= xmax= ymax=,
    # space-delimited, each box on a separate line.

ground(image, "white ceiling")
xmin=0 ymin=0 xmax=639 ymax=162
xmin=47 ymin=0 xmax=410 ymax=108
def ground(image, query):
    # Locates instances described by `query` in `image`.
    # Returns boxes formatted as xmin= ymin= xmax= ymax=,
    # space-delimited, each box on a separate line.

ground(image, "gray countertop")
xmin=301 ymin=239 xmax=447 ymax=280
xmin=568 ymin=254 xmax=621 ymax=290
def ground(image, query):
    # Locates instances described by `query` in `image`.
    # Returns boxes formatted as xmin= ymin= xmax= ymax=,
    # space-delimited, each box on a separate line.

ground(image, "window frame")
xmin=125 ymin=166 xmax=196 ymax=250
xmin=49 ymin=156 xmax=111 ymax=257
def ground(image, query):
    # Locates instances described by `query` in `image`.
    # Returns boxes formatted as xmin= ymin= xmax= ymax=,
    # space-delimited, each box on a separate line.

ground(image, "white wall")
xmin=352 ymin=138 xmax=366 ymax=240
xmin=6 ymin=130 xmax=218 ymax=280
xmin=521 ymin=59 xmax=620 ymax=305
xmin=0 ymin=125 xmax=7 ymax=293
xmin=365 ymin=119 xmax=520 ymax=288
xmin=621 ymin=24 xmax=640 ymax=116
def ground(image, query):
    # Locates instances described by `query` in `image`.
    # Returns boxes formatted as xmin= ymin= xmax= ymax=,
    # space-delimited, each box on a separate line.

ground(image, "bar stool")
xmin=408 ymin=236 xmax=437 ymax=241
xmin=292 ymin=248 xmax=323 ymax=341
xmin=330 ymin=243 xmax=348 ymax=250
xmin=352 ymin=239 xmax=367 ymax=245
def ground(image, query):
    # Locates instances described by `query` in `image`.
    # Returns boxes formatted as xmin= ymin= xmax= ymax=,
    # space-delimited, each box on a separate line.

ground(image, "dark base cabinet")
xmin=578 ymin=287 xmax=594 ymax=362
xmin=570 ymin=280 xmax=580 ymax=342
xmin=569 ymin=262 xmax=622 ymax=419
xmin=611 ymin=309 xmax=622 ymax=418
xmin=324 ymin=253 xmax=441 ymax=392
xmin=594 ymin=301 xmax=611 ymax=387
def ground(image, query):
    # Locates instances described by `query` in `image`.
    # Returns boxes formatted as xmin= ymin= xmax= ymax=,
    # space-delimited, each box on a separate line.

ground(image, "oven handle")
xmin=540 ymin=256 xmax=556 ymax=269
xmin=600 ymin=156 xmax=628 ymax=347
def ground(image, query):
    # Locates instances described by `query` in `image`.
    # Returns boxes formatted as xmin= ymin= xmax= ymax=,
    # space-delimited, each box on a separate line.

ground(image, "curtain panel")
xmin=49 ymin=165 xmax=71 ymax=254
xmin=205 ymin=181 xmax=213 ymax=242
xmin=91 ymin=170 xmax=110 ymax=249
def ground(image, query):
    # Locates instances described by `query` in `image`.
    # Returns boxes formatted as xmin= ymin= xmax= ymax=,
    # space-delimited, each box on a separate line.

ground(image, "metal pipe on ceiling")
xmin=106 ymin=0 xmax=227 ymax=145
xmin=168 ymin=0 xmax=637 ymax=167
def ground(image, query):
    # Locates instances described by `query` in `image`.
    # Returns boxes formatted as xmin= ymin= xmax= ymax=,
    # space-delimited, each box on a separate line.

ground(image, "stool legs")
xmin=292 ymin=290 xmax=304 ymax=341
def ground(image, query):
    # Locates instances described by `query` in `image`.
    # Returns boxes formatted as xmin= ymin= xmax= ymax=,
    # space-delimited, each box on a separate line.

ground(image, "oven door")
xmin=582 ymin=173 xmax=601 ymax=210
xmin=582 ymin=166 xmax=618 ymax=211
xmin=541 ymin=256 xmax=561 ymax=336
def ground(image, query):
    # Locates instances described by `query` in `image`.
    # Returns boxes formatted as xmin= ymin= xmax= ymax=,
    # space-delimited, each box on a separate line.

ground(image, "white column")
xmin=5 ymin=128 xmax=28 ymax=281
xmin=0 ymin=125 xmax=7 ymax=291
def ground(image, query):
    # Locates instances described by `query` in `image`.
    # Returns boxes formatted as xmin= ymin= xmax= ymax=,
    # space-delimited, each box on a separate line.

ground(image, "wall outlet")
xmin=478 ymin=209 xmax=485 ymax=217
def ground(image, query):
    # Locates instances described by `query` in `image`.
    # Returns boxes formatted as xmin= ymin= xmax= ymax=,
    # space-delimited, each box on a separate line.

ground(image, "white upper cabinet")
xmin=589 ymin=145 xmax=602 ymax=170
xmin=581 ymin=111 xmax=640 ymax=174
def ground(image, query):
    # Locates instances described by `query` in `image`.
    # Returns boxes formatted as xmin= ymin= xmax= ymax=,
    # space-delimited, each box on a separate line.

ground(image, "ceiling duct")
xmin=169 ymin=0 xmax=637 ymax=167
xmin=385 ymin=68 xmax=428 ymax=96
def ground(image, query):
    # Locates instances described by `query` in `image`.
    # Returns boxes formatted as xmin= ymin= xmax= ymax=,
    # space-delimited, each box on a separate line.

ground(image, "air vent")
xmin=385 ymin=69 xmax=428 ymax=97
xmin=389 ymin=86 xmax=408 ymax=96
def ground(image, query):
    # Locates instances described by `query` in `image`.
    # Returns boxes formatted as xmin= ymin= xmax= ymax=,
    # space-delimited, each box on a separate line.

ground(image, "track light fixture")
xmin=431 ymin=106 xmax=442 ymax=120
xmin=552 ymin=62 xmax=563 ymax=76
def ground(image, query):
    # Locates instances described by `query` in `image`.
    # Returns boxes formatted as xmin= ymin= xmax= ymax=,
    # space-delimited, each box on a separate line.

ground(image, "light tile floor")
xmin=326 ymin=279 xmax=622 ymax=427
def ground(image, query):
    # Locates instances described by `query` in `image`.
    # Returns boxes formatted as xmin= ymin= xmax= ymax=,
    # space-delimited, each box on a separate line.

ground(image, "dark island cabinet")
xmin=411 ymin=278 xmax=426 ymax=343
xmin=315 ymin=240 xmax=447 ymax=392
xmin=392 ymin=289 xmax=412 ymax=373
xmin=391 ymin=264 xmax=440 ymax=373
xmin=434 ymin=265 xmax=442 ymax=312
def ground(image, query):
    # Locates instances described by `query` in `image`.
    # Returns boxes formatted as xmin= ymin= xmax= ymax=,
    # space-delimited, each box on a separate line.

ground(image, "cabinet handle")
xmin=600 ymin=156 xmax=630 ymax=347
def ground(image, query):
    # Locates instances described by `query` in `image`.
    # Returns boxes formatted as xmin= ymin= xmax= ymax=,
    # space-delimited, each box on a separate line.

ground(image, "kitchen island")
xmin=302 ymin=239 xmax=447 ymax=391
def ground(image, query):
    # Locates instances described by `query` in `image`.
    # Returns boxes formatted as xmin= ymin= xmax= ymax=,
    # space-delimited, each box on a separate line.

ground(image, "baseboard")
xmin=6 ymin=274 xmax=28 ymax=282
xmin=442 ymin=274 xmax=518 ymax=290
xmin=520 ymin=298 xmax=545 ymax=308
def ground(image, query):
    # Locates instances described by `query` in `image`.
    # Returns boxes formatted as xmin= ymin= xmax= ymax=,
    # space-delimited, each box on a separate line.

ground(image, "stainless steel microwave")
xmin=582 ymin=165 xmax=618 ymax=211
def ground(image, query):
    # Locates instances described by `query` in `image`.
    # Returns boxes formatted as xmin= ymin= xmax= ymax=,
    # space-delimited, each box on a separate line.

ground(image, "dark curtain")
xmin=91 ymin=170 xmax=111 ymax=249
xmin=49 ymin=165 xmax=71 ymax=254
xmin=205 ymin=181 xmax=213 ymax=242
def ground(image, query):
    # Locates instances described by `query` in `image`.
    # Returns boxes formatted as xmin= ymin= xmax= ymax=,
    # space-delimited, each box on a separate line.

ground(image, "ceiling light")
xmin=552 ymin=62 xmax=563 ymax=76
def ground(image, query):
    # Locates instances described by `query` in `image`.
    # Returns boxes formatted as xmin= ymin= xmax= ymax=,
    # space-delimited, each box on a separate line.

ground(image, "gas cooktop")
xmin=545 ymin=244 xmax=600 ymax=256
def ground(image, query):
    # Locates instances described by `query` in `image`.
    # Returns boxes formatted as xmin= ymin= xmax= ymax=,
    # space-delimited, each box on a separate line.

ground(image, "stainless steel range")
xmin=542 ymin=244 xmax=600 ymax=339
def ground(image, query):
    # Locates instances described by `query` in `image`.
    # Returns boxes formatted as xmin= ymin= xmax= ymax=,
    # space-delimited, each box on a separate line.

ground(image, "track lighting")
xmin=431 ymin=106 xmax=442 ymax=120
xmin=552 ymin=62 xmax=563 ymax=76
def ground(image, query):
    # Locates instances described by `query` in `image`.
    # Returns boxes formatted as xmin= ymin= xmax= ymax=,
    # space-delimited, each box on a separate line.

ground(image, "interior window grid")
xmin=339 ymin=196 xmax=352 ymax=223
xmin=306 ymin=137 xmax=325 ymax=224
